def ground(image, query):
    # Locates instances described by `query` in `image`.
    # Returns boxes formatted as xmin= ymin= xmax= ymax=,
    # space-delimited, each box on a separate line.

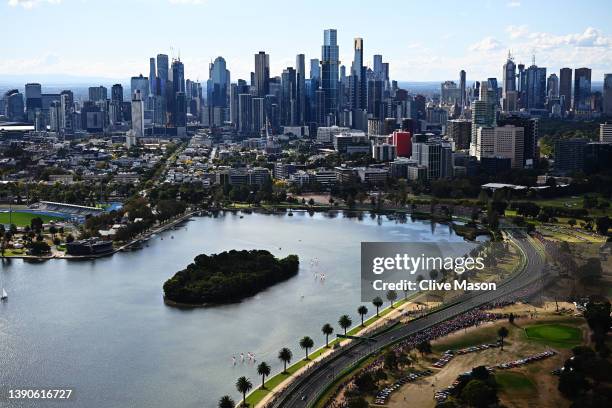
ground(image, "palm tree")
xmin=235 ymin=376 xmax=252 ymax=407
xmin=299 ymin=336 xmax=314 ymax=360
xmin=338 ymin=314 xmax=352 ymax=335
xmin=218 ymin=395 xmax=235 ymax=408
xmin=257 ymin=361 xmax=271 ymax=389
xmin=357 ymin=305 xmax=368 ymax=326
xmin=278 ymin=347 xmax=293 ymax=373
xmin=321 ymin=323 xmax=334 ymax=348
xmin=498 ymin=326 xmax=509 ymax=351
xmin=387 ymin=290 xmax=398 ymax=308
xmin=372 ymin=297 xmax=383 ymax=317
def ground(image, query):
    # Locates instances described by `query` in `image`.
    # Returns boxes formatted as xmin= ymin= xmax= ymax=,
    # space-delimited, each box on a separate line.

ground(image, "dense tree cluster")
xmin=163 ymin=250 xmax=299 ymax=304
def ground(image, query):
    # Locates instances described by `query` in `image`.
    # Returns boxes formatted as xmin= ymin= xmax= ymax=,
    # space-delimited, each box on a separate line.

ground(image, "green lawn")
xmin=496 ymin=371 xmax=537 ymax=394
xmin=0 ymin=211 xmax=62 ymax=227
xmin=524 ymin=324 xmax=582 ymax=348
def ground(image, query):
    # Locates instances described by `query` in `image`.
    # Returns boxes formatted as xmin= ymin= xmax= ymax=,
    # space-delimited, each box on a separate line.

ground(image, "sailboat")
xmin=1 ymin=288 xmax=7 ymax=301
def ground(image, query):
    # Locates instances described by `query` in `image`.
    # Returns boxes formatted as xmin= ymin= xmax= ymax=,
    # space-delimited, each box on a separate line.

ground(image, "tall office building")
xmin=281 ymin=67 xmax=297 ymax=125
xmin=206 ymin=56 xmax=230 ymax=126
xmin=447 ymin=119 xmax=472 ymax=150
xmin=349 ymin=38 xmax=366 ymax=111
xmin=157 ymin=54 xmax=169 ymax=95
xmin=574 ymin=68 xmax=592 ymax=112
xmin=559 ymin=68 xmax=572 ymax=113
xmin=25 ymin=83 xmax=42 ymax=122
xmin=321 ymin=29 xmax=339 ymax=117
xmin=547 ymin=74 xmax=559 ymax=98
xmin=411 ymin=137 xmax=453 ymax=179
xmin=604 ymin=74 xmax=612 ymax=117
xmin=4 ymin=89 xmax=24 ymax=121
xmin=60 ymin=90 xmax=74 ymax=133
xmin=373 ymin=54 xmax=383 ymax=80
xmin=296 ymin=54 xmax=306 ymax=125
xmin=502 ymin=52 xmax=516 ymax=96
xmin=252 ymin=97 xmax=265 ymax=135
xmin=130 ymin=75 xmax=149 ymax=104
xmin=459 ymin=70 xmax=466 ymax=109
xmin=525 ymin=64 xmax=547 ymax=110
xmin=131 ymin=90 xmax=145 ymax=138
xmin=171 ymin=59 xmax=185 ymax=94
xmin=149 ymin=58 xmax=157 ymax=96
xmin=238 ymin=93 xmax=252 ymax=134
xmin=254 ymin=51 xmax=270 ymax=97
xmin=88 ymin=86 xmax=107 ymax=102
xmin=600 ymin=122 xmax=612 ymax=143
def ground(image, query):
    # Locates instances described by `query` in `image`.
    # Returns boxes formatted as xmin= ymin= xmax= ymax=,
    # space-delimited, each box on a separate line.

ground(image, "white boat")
xmin=1 ymin=288 xmax=7 ymax=300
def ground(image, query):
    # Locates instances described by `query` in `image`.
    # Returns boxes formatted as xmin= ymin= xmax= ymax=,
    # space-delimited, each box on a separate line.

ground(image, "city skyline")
xmin=2 ymin=0 xmax=612 ymax=83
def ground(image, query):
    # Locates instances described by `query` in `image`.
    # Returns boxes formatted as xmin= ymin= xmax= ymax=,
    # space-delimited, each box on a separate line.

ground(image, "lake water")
xmin=0 ymin=211 xmax=468 ymax=407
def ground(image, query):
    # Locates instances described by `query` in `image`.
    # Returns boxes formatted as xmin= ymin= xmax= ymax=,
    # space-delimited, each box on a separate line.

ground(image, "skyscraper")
xmin=25 ymin=83 xmax=42 ymax=122
xmin=559 ymin=68 xmax=572 ymax=113
xmin=296 ymin=54 xmax=306 ymax=125
xmin=171 ymin=59 xmax=185 ymax=94
xmin=130 ymin=75 xmax=149 ymax=103
xmin=349 ymin=38 xmax=366 ymax=113
xmin=254 ymin=51 xmax=270 ymax=97
xmin=157 ymin=54 xmax=169 ymax=96
xmin=131 ymin=90 xmax=145 ymax=138
xmin=525 ymin=64 xmax=546 ymax=110
xmin=281 ymin=67 xmax=296 ymax=125
xmin=149 ymin=58 xmax=157 ymax=96
xmin=206 ymin=56 xmax=230 ymax=126
xmin=88 ymin=86 xmax=108 ymax=102
xmin=502 ymin=52 xmax=516 ymax=95
xmin=373 ymin=54 xmax=383 ymax=80
xmin=321 ymin=29 xmax=339 ymax=117
xmin=573 ymin=68 xmax=592 ymax=112
xmin=604 ymin=74 xmax=612 ymax=117
xmin=459 ymin=70 xmax=466 ymax=109
xmin=547 ymin=74 xmax=559 ymax=99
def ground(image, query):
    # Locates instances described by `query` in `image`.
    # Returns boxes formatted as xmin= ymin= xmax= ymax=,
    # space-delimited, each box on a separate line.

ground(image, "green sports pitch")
xmin=524 ymin=323 xmax=582 ymax=348
xmin=0 ymin=211 xmax=63 ymax=227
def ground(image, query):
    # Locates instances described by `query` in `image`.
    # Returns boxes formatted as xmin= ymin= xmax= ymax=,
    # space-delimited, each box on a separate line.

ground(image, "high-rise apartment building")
xmin=254 ymin=51 xmax=270 ymax=97
xmin=321 ymin=29 xmax=339 ymax=117
xmin=573 ymin=67 xmax=592 ymax=112
xmin=559 ymin=67 xmax=572 ymax=113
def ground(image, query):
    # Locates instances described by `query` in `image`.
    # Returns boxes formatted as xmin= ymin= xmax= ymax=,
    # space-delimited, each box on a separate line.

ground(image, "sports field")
xmin=524 ymin=323 xmax=582 ymax=348
xmin=0 ymin=211 xmax=62 ymax=227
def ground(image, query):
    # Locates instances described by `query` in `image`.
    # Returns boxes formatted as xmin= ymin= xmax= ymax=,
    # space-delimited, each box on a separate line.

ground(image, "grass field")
xmin=0 ymin=211 xmax=62 ymax=227
xmin=524 ymin=323 xmax=582 ymax=348
xmin=496 ymin=371 xmax=537 ymax=393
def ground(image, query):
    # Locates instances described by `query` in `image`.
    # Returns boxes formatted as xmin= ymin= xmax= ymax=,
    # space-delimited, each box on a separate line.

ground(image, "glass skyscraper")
xmin=321 ymin=29 xmax=339 ymax=118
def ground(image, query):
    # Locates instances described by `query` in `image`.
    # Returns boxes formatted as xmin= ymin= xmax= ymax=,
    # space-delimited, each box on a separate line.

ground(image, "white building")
xmin=131 ymin=90 xmax=145 ymax=138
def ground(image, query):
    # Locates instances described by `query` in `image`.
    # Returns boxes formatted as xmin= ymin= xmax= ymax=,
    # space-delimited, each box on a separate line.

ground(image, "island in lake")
xmin=163 ymin=249 xmax=299 ymax=306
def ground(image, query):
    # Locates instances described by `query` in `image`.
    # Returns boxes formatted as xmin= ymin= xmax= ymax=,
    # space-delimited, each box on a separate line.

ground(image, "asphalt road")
xmin=271 ymin=232 xmax=546 ymax=408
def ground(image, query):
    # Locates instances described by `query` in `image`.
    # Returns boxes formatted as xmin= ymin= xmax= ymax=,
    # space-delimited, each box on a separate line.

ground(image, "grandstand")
xmin=29 ymin=201 xmax=104 ymax=223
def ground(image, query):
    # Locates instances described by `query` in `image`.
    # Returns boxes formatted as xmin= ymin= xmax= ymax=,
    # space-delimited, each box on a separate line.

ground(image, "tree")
xmin=278 ymin=347 xmax=292 ymax=373
xmin=509 ymin=312 xmax=515 ymax=324
xmin=372 ymin=297 xmax=383 ymax=316
xmin=416 ymin=340 xmax=432 ymax=356
xmin=357 ymin=305 xmax=368 ymax=326
xmin=321 ymin=323 xmax=334 ymax=348
xmin=346 ymin=397 xmax=369 ymax=408
xmin=257 ymin=362 xmax=271 ymax=390
xmin=338 ymin=314 xmax=352 ymax=335
xmin=299 ymin=336 xmax=314 ymax=360
xmin=596 ymin=216 xmax=610 ymax=235
xmin=235 ymin=376 xmax=252 ymax=407
xmin=218 ymin=395 xmax=235 ymax=408
xmin=498 ymin=326 xmax=509 ymax=351
xmin=460 ymin=379 xmax=498 ymax=408
xmin=384 ymin=351 xmax=398 ymax=370
xmin=386 ymin=290 xmax=398 ymax=308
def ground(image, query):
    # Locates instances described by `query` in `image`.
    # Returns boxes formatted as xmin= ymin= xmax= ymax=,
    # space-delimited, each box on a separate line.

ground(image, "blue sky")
xmin=2 ymin=0 xmax=612 ymax=83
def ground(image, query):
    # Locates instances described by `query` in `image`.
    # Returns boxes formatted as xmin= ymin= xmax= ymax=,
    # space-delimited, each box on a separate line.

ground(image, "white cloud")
xmin=7 ymin=0 xmax=61 ymax=9
xmin=506 ymin=1 xmax=521 ymax=7
xmin=468 ymin=37 xmax=504 ymax=52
